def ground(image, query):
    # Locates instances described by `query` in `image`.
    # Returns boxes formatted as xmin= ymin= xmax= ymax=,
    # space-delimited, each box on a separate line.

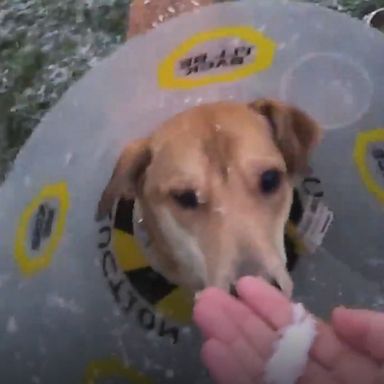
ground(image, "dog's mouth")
xmin=229 ymin=283 xmax=239 ymax=297
xmin=229 ymin=278 xmax=282 ymax=298
xmin=131 ymin=194 xmax=298 ymax=297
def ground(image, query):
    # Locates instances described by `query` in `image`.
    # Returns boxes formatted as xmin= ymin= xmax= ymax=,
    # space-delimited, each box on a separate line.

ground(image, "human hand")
xmin=193 ymin=276 xmax=382 ymax=384
xmin=332 ymin=306 xmax=384 ymax=380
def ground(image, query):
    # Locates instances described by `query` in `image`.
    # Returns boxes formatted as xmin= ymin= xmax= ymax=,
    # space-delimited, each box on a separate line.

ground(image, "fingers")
xmin=304 ymin=308 xmax=381 ymax=384
xmin=194 ymin=287 xmax=276 ymax=359
xmin=201 ymin=339 xmax=254 ymax=384
xmin=332 ymin=307 xmax=384 ymax=361
xmin=236 ymin=276 xmax=293 ymax=330
xmin=309 ymin=321 xmax=346 ymax=370
xmin=193 ymin=287 xmax=274 ymax=378
xmin=312 ymin=321 xmax=378 ymax=383
xmin=193 ymin=289 xmax=240 ymax=343
xmin=289 ymin=313 xmax=378 ymax=384
xmin=332 ymin=349 xmax=378 ymax=384
xmin=233 ymin=276 xmax=376 ymax=383
xmin=194 ymin=287 xmax=253 ymax=329
xmin=195 ymin=279 xmax=384 ymax=384
xmin=193 ymin=288 xmax=264 ymax=378
xmin=194 ymin=278 xmax=312 ymax=383
xmin=298 ymin=361 xmax=338 ymax=384
xmin=229 ymin=335 xmax=266 ymax=380
xmin=239 ymin=310 xmax=277 ymax=360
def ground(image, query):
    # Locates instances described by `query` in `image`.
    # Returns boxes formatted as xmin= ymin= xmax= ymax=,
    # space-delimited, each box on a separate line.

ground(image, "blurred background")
xmin=0 ymin=0 xmax=383 ymax=182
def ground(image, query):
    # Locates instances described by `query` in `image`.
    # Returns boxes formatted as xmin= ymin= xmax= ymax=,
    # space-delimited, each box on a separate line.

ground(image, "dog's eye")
xmin=260 ymin=169 xmax=281 ymax=194
xmin=172 ymin=190 xmax=199 ymax=209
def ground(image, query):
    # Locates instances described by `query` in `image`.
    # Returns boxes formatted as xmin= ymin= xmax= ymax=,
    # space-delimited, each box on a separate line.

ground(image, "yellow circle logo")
xmin=354 ymin=128 xmax=384 ymax=204
xmin=84 ymin=358 xmax=153 ymax=384
xmin=14 ymin=182 xmax=70 ymax=277
xmin=158 ymin=25 xmax=276 ymax=89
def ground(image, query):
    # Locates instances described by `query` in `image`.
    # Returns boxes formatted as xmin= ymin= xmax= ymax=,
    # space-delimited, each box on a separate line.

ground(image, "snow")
xmin=46 ymin=294 xmax=84 ymax=314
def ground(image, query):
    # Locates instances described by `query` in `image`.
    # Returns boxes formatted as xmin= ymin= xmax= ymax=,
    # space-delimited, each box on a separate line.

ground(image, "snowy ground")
xmin=0 ymin=0 xmax=383 ymax=181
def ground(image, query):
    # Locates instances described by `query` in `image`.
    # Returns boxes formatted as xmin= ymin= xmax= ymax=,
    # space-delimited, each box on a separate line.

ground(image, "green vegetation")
xmin=0 ymin=0 xmax=130 ymax=180
xmin=338 ymin=0 xmax=384 ymax=17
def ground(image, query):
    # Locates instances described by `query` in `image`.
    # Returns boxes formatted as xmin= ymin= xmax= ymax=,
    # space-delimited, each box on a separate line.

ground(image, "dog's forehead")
xmin=153 ymin=102 xmax=277 ymax=153
xmin=146 ymin=103 xmax=285 ymax=190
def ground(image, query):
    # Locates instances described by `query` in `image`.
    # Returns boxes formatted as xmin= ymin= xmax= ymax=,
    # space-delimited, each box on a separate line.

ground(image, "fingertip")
xmin=331 ymin=307 xmax=369 ymax=335
xmin=331 ymin=307 xmax=384 ymax=360
xmin=192 ymin=295 xmax=239 ymax=343
xmin=192 ymin=294 xmax=216 ymax=327
xmin=236 ymin=276 xmax=266 ymax=297
xmin=192 ymin=287 xmax=227 ymax=322
xmin=330 ymin=307 xmax=371 ymax=355
xmin=235 ymin=275 xmax=292 ymax=330
xmin=194 ymin=286 xmax=227 ymax=303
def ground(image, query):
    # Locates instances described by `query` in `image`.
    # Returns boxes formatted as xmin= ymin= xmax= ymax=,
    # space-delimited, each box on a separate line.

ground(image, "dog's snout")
xmin=231 ymin=257 xmax=288 ymax=297
xmin=235 ymin=258 xmax=260 ymax=280
xmin=228 ymin=277 xmax=282 ymax=299
xmin=271 ymin=279 xmax=282 ymax=291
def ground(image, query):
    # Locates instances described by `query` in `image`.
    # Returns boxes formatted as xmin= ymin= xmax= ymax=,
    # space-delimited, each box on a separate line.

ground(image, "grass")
xmin=0 ymin=0 xmax=131 ymax=180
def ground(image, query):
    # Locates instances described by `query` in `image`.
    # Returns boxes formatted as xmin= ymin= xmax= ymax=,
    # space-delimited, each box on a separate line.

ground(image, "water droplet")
xmin=65 ymin=152 xmax=73 ymax=165
xmin=24 ymin=176 xmax=32 ymax=187
xmin=6 ymin=316 xmax=18 ymax=334
xmin=167 ymin=6 xmax=176 ymax=14
xmin=165 ymin=369 xmax=175 ymax=379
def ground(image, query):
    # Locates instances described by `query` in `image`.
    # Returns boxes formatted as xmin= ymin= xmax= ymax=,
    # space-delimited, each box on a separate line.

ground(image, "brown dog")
xmin=96 ymin=100 xmax=321 ymax=297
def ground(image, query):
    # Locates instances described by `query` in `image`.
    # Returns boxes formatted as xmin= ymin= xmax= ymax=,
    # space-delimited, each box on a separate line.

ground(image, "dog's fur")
xmin=96 ymin=100 xmax=321 ymax=297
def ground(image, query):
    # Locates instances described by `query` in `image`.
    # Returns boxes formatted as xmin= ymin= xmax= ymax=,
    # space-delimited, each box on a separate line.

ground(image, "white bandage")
xmin=263 ymin=303 xmax=317 ymax=384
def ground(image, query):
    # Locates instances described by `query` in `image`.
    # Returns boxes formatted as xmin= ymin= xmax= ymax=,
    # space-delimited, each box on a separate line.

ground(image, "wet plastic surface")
xmin=0 ymin=1 xmax=383 ymax=383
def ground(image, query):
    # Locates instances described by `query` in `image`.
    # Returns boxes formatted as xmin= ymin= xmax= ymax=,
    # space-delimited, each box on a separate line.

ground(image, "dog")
xmin=96 ymin=99 xmax=322 ymax=297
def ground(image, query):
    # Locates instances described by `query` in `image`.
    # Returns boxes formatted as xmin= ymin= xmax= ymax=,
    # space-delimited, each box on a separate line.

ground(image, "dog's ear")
xmin=249 ymin=99 xmax=322 ymax=174
xmin=96 ymin=138 xmax=152 ymax=221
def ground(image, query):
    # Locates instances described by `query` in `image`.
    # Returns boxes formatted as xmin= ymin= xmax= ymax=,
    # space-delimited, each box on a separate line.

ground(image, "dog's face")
xmin=97 ymin=100 xmax=321 ymax=297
